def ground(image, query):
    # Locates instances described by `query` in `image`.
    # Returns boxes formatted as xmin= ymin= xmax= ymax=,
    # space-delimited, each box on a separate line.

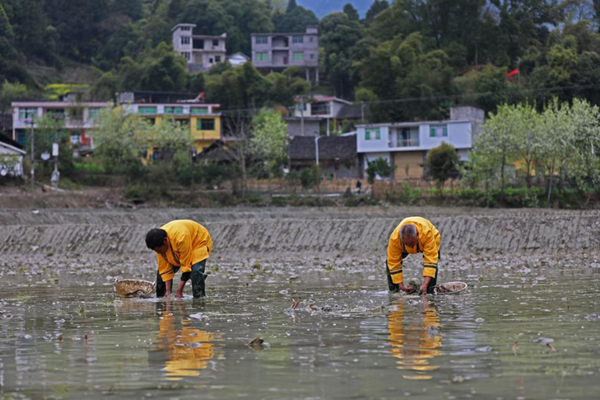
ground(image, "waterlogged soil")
xmin=0 ymin=207 xmax=600 ymax=399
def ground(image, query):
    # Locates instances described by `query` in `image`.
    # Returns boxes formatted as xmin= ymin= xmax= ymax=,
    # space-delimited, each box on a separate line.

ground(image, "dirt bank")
xmin=1 ymin=207 xmax=599 ymax=257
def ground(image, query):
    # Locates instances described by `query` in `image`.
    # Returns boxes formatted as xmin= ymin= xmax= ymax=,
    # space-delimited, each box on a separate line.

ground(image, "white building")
xmin=11 ymin=102 xmax=109 ymax=155
xmin=356 ymin=106 xmax=485 ymax=180
xmin=0 ymin=135 xmax=26 ymax=177
xmin=172 ymin=23 xmax=227 ymax=72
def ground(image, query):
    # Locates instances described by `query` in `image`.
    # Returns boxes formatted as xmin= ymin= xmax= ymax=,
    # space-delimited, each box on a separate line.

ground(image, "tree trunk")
xmin=546 ymin=157 xmax=556 ymax=208
xmin=500 ymin=153 xmax=506 ymax=203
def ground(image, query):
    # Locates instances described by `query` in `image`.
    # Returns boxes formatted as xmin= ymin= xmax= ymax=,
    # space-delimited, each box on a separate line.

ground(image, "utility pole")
xmin=315 ymin=136 xmax=320 ymax=165
xmin=51 ymin=116 xmax=60 ymax=188
xmin=29 ymin=119 xmax=35 ymax=189
xmin=361 ymin=101 xmax=366 ymax=123
xmin=300 ymin=95 xmax=305 ymax=136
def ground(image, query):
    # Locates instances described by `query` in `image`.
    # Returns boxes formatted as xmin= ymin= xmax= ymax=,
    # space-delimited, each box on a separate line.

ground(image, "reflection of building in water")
xmin=154 ymin=302 xmax=215 ymax=381
xmin=387 ymin=299 xmax=441 ymax=380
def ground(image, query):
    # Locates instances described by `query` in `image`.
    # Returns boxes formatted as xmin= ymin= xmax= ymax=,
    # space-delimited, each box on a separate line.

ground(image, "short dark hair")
xmin=400 ymin=224 xmax=417 ymax=239
xmin=146 ymin=229 xmax=167 ymax=249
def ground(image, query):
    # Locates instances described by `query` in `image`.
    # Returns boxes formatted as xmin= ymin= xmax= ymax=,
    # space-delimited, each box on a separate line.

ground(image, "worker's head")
xmin=400 ymin=224 xmax=418 ymax=248
xmin=145 ymin=228 xmax=168 ymax=254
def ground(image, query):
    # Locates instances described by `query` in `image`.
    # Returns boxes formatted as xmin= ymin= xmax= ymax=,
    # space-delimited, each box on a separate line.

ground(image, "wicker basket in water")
xmin=434 ymin=281 xmax=468 ymax=295
xmin=114 ymin=279 xmax=155 ymax=298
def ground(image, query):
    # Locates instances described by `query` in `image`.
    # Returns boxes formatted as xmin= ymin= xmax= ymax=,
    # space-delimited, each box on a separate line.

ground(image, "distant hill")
xmin=297 ymin=0 xmax=374 ymax=18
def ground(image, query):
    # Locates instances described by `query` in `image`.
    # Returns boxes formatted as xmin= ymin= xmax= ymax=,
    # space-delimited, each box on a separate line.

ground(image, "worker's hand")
xmin=398 ymin=283 xmax=411 ymax=292
xmin=419 ymin=283 xmax=428 ymax=295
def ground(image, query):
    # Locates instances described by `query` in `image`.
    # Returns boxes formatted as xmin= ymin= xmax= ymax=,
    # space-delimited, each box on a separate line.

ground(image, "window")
xmin=256 ymin=52 xmax=268 ymax=62
xmin=213 ymin=39 xmax=219 ymax=47
xmin=181 ymin=26 xmax=191 ymax=31
xmin=46 ymin=108 xmax=65 ymax=119
xmin=292 ymin=52 xmax=304 ymax=61
xmin=398 ymin=127 xmax=419 ymax=147
xmin=15 ymin=129 xmax=27 ymax=145
xmin=182 ymin=52 xmax=191 ymax=61
xmin=147 ymin=118 xmax=156 ymax=125
xmin=256 ymin=36 xmax=268 ymax=44
xmin=19 ymin=108 xmax=36 ymax=121
xmin=309 ymin=36 xmax=314 ymax=42
xmin=209 ymin=57 xmax=214 ymax=64
xmin=430 ymin=124 xmax=448 ymax=137
xmin=181 ymin=36 xmax=190 ymax=45
xmin=194 ymin=39 xmax=204 ymax=49
xmin=215 ymin=56 xmax=221 ymax=63
xmin=164 ymin=107 xmax=183 ymax=115
xmin=176 ymin=119 xmax=189 ymax=126
xmin=139 ymin=106 xmax=157 ymax=115
xmin=365 ymin=128 xmax=380 ymax=141
xmin=197 ymin=118 xmax=215 ymax=130
xmin=191 ymin=107 xmax=208 ymax=115
xmin=292 ymin=35 xmax=304 ymax=43
xmin=310 ymin=54 xmax=315 ymax=60
xmin=88 ymin=108 xmax=101 ymax=119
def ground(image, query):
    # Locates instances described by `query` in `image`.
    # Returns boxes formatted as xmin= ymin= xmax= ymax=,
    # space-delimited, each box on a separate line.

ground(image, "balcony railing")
xmin=390 ymin=139 xmax=420 ymax=148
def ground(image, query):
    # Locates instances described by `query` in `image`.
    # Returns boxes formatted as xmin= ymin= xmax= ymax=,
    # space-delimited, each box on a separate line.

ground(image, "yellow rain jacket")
xmin=387 ymin=217 xmax=440 ymax=284
xmin=157 ymin=220 xmax=212 ymax=282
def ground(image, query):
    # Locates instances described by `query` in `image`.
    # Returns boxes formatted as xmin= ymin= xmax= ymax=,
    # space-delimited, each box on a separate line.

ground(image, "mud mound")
xmin=0 ymin=208 xmax=599 ymax=257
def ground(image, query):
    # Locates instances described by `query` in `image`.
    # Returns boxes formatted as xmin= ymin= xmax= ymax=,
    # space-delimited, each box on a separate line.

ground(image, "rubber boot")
xmin=191 ymin=260 xmax=207 ymax=298
xmin=386 ymin=262 xmax=399 ymax=292
xmin=155 ymin=271 xmax=166 ymax=298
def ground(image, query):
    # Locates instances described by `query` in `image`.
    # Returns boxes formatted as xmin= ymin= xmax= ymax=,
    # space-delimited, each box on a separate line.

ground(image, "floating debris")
xmin=247 ymin=337 xmax=265 ymax=351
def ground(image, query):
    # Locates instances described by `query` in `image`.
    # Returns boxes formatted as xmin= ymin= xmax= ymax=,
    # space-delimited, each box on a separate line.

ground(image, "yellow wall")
xmin=140 ymin=115 xmax=222 ymax=156
xmin=191 ymin=116 xmax=221 ymax=152
xmin=394 ymin=151 xmax=425 ymax=180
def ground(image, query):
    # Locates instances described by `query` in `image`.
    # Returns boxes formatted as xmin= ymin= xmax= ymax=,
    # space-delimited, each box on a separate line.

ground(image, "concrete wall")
xmin=285 ymin=118 xmax=321 ymax=137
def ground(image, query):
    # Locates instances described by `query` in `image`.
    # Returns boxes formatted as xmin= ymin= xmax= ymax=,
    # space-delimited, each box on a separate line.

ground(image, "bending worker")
xmin=386 ymin=216 xmax=440 ymax=295
xmin=145 ymin=219 xmax=212 ymax=298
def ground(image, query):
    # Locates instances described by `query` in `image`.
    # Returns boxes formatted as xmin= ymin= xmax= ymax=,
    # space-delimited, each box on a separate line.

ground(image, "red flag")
xmin=506 ymin=68 xmax=519 ymax=78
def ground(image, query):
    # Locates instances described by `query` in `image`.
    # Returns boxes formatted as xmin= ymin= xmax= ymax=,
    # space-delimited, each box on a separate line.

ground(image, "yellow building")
xmin=123 ymin=100 xmax=222 ymax=157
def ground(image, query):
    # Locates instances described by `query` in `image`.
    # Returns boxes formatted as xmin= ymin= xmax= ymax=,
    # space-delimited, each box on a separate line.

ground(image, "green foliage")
xmin=426 ymin=142 xmax=459 ymax=189
xmin=250 ymin=109 xmax=288 ymax=173
xmin=0 ymin=80 xmax=30 ymax=111
xmin=299 ymin=165 xmax=320 ymax=189
xmin=366 ymin=157 xmax=395 ymax=184
xmin=320 ymin=12 xmax=363 ymax=98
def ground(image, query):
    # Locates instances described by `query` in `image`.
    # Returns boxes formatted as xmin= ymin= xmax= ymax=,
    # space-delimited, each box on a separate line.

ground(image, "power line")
xmin=215 ymin=83 xmax=600 ymax=115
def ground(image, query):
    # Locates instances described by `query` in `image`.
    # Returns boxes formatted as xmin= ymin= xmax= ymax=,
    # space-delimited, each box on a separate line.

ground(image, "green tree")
xmin=343 ymin=3 xmax=359 ymax=21
xmin=250 ymin=109 xmax=288 ymax=174
xmin=365 ymin=0 xmax=389 ymax=24
xmin=426 ymin=142 xmax=459 ymax=190
xmin=320 ymin=12 xmax=363 ymax=98
xmin=273 ymin=0 xmax=318 ymax=33
xmin=474 ymin=104 xmax=522 ymax=201
xmin=366 ymin=157 xmax=395 ymax=184
xmin=92 ymin=106 xmax=147 ymax=175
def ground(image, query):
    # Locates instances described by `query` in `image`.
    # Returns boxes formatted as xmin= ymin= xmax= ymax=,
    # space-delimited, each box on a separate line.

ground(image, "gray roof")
xmin=288 ymin=135 xmax=357 ymax=161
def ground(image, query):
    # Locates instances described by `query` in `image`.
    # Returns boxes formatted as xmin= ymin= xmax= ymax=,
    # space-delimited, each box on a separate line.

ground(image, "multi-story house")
xmin=120 ymin=93 xmax=222 ymax=157
xmin=11 ymin=101 xmax=109 ymax=155
xmin=289 ymin=95 xmax=362 ymax=135
xmin=172 ymin=23 xmax=227 ymax=73
xmin=251 ymin=26 xmax=319 ymax=82
xmin=356 ymin=106 xmax=485 ymax=180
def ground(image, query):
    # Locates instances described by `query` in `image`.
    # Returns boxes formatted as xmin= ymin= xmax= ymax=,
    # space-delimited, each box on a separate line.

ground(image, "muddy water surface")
xmin=1 ymin=274 xmax=599 ymax=400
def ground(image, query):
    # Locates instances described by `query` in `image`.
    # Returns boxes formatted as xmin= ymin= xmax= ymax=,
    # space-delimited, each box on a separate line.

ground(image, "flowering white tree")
xmin=250 ymin=108 xmax=288 ymax=174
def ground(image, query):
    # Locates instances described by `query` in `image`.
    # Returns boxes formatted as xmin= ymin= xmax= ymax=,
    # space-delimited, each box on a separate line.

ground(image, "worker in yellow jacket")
xmin=145 ymin=220 xmax=213 ymax=298
xmin=386 ymin=217 xmax=440 ymax=295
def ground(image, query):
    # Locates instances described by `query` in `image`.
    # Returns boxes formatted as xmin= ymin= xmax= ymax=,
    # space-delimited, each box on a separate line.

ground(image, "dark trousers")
xmin=156 ymin=259 xmax=208 ymax=298
xmin=386 ymin=253 xmax=439 ymax=294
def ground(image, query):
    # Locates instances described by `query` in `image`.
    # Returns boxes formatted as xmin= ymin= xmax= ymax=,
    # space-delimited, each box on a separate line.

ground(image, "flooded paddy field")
xmin=0 ymin=207 xmax=599 ymax=399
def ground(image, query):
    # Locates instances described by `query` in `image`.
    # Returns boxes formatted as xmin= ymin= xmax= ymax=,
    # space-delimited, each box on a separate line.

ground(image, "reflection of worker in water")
xmin=386 ymin=217 xmax=441 ymax=295
xmin=146 ymin=220 xmax=212 ymax=298
xmin=387 ymin=299 xmax=441 ymax=379
xmin=155 ymin=301 xmax=215 ymax=380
